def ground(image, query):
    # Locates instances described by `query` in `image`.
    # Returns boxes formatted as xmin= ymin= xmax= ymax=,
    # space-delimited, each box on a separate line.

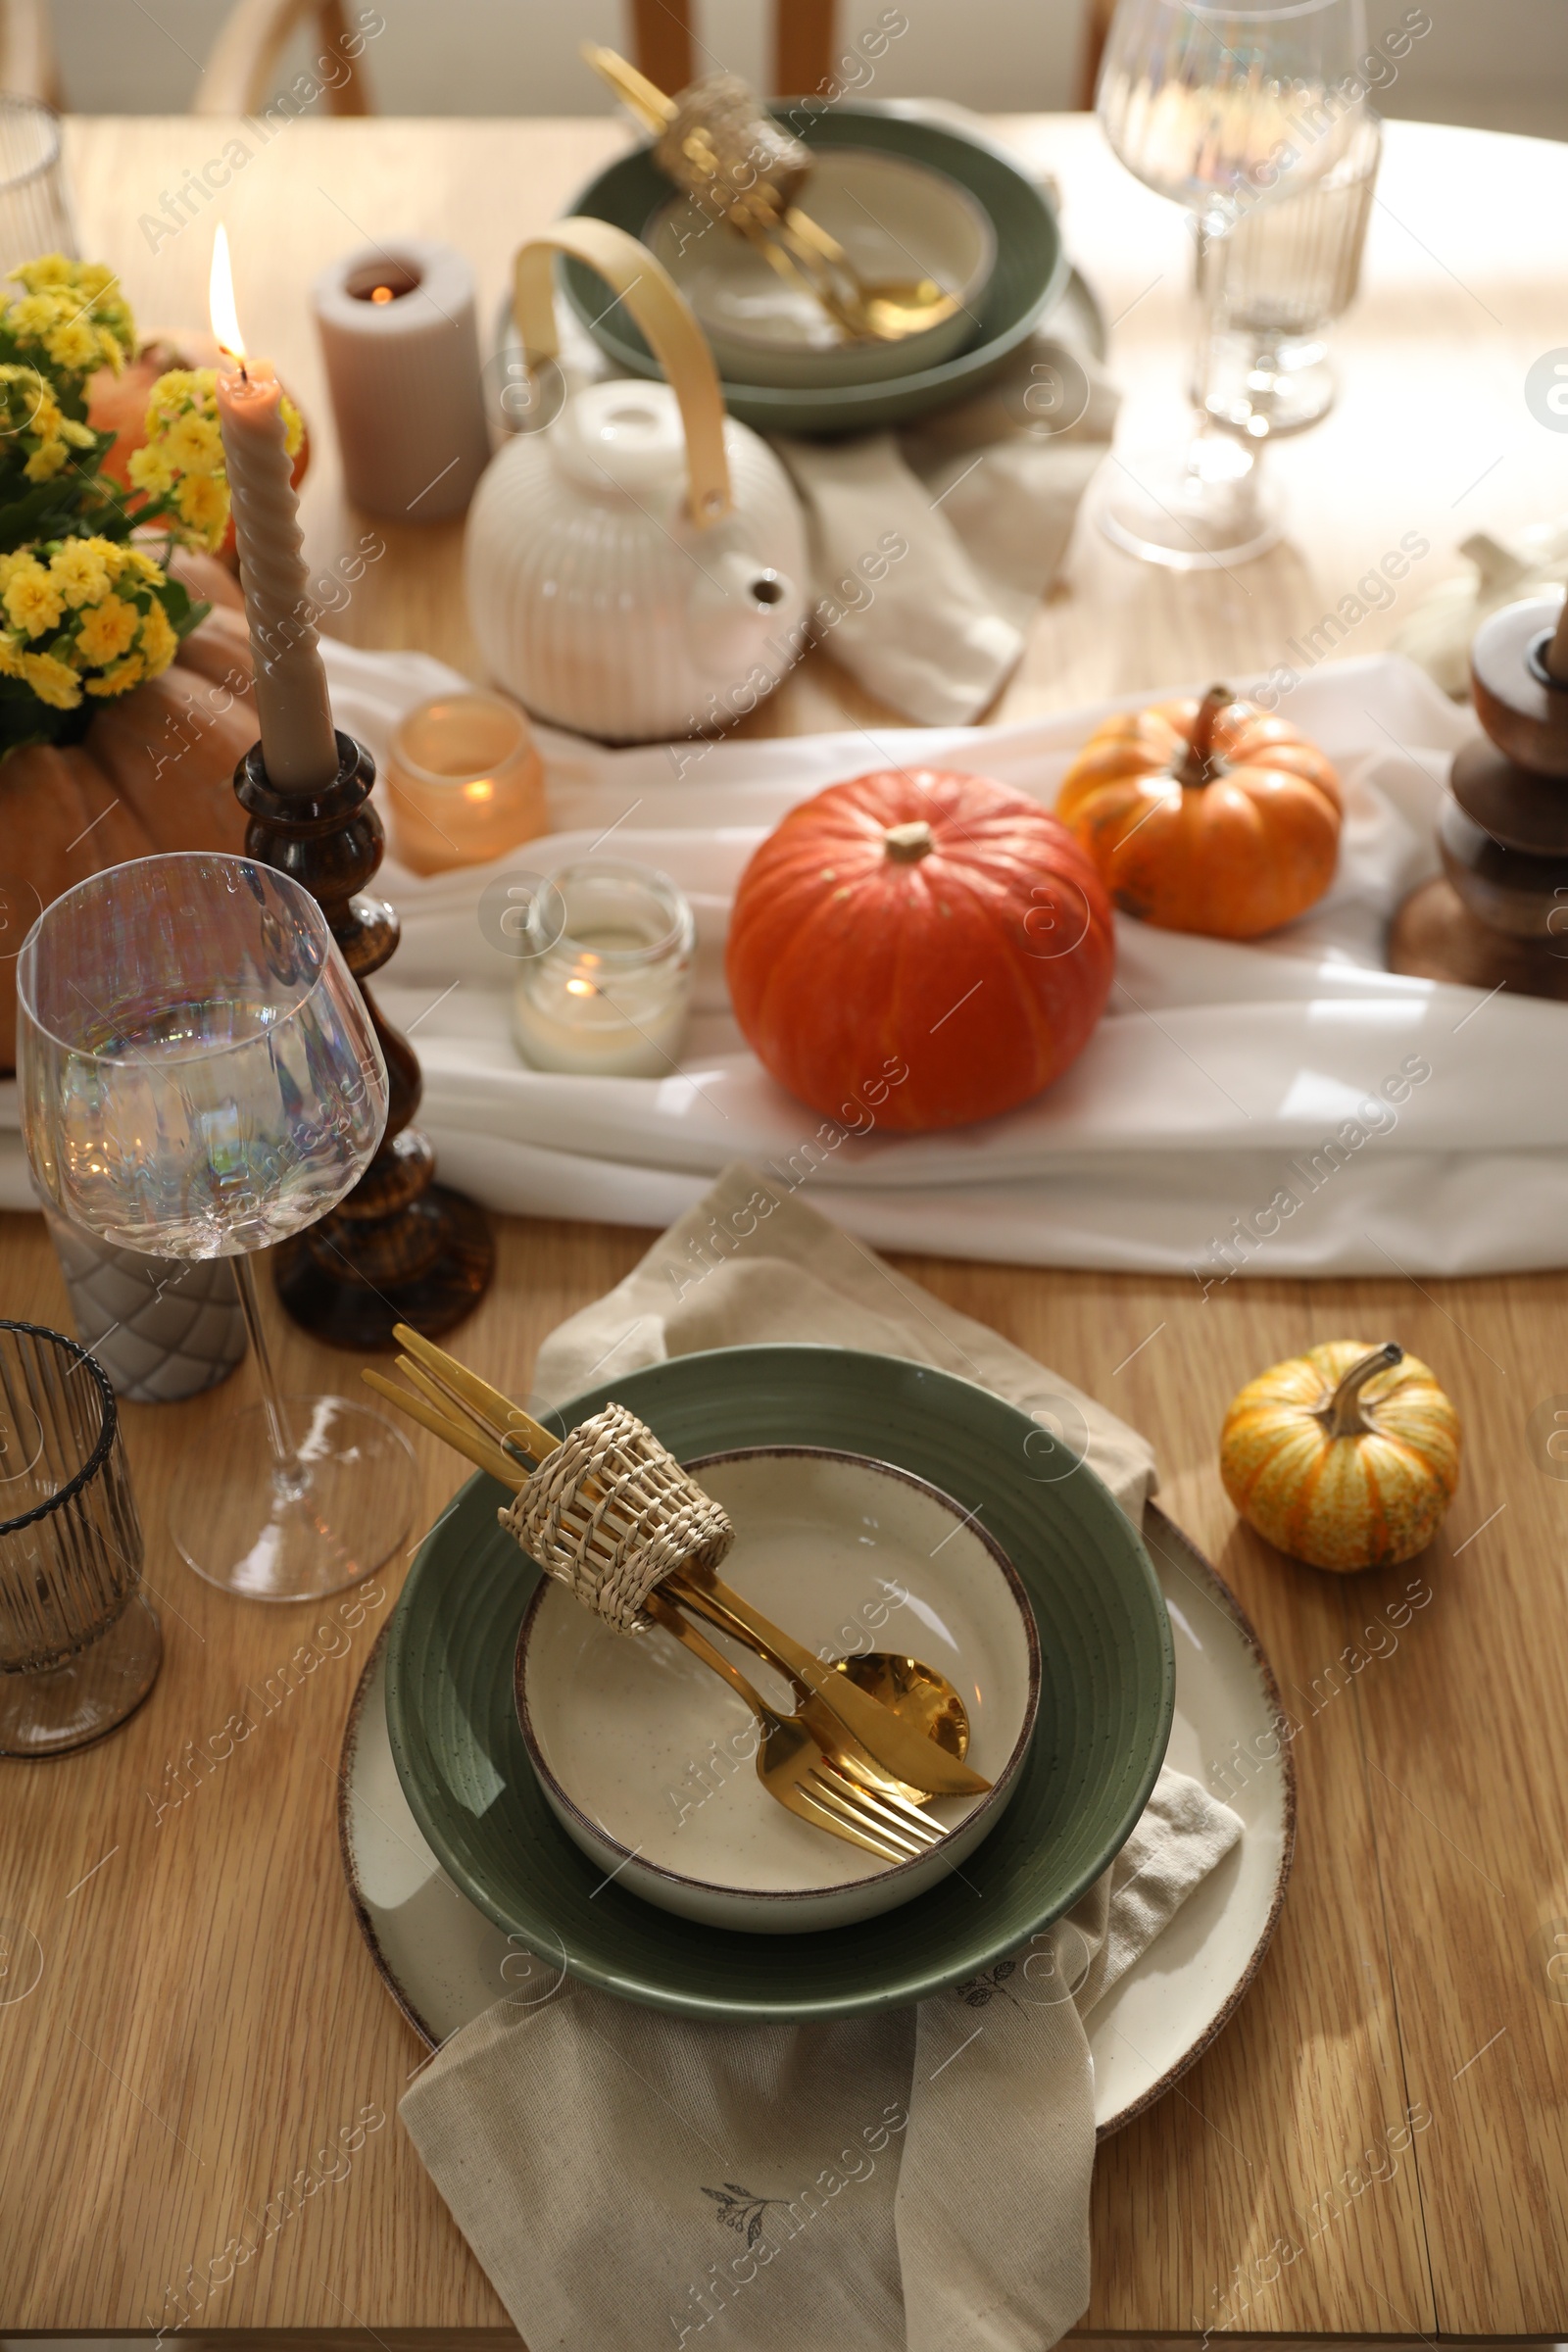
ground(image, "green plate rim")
xmin=384 ymin=1344 xmax=1175 ymax=2023
xmin=558 ymin=102 xmax=1070 ymax=435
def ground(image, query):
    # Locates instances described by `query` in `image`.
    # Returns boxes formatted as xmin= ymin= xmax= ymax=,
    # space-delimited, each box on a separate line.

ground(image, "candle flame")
xmin=209 ymin=223 xmax=245 ymax=360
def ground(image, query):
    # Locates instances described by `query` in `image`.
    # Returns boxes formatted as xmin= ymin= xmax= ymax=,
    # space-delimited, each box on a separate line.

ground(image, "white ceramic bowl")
xmin=514 ymin=1446 xmax=1040 ymax=1934
xmin=647 ymin=149 xmax=996 ymax=389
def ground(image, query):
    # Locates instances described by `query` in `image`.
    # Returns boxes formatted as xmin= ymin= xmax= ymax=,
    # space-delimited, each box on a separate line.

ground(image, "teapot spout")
xmin=689 ymin=551 xmax=801 ymax=683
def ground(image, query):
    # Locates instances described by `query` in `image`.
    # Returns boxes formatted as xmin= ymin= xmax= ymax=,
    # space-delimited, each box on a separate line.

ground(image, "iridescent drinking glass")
xmin=17 ymin=852 xmax=416 ymax=1601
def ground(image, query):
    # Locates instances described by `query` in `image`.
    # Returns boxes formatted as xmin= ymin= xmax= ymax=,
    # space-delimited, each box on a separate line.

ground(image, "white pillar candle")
xmin=211 ymin=227 xmax=339 ymax=792
xmin=311 ymin=238 xmax=491 ymax=520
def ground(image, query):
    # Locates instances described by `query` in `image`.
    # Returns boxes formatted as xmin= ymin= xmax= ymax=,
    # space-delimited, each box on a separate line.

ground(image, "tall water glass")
xmin=0 ymin=98 xmax=77 ymax=271
xmin=17 ymin=853 xmax=416 ymax=1602
xmin=0 ymin=1321 xmax=160 ymax=1755
xmin=1096 ymin=0 xmax=1368 ymax=566
xmin=1197 ymin=111 xmax=1381 ymax=435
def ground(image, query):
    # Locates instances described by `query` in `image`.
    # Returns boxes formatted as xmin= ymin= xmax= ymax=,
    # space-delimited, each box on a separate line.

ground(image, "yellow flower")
xmin=175 ymin=469 xmax=230 ymax=546
xmin=21 ymin=650 xmax=82 ymax=708
xmin=60 ymin=416 xmax=97 ymax=449
xmin=117 ymin=545 xmax=164 ymax=584
xmin=165 ymin=409 xmax=222 ymax=476
xmin=145 ymin=374 xmax=195 ymax=430
xmin=44 ymin=317 xmax=100 ymax=374
xmin=76 ymin=595 xmax=140 ymax=666
xmin=11 ymin=255 xmax=74 ymax=290
xmin=23 ymin=437 xmax=68 ymax=482
xmin=126 ymin=442 xmax=172 ymax=497
xmin=7 ymin=290 xmax=64 ymax=340
xmin=4 ymin=560 xmax=63 ymax=636
xmin=136 ymin=599 xmax=178 ymax=674
xmin=49 ymin=540 xmax=113 ymax=609
xmin=84 ymin=653 xmax=142 ymax=699
xmin=0 ymin=632 xmax=24 ymax=676
xmin=281 ymin=395 xmax=303 ymax=461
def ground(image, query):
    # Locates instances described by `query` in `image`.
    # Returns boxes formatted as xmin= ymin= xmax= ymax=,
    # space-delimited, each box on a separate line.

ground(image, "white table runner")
xmin=7 ymin=644 xmax=1554 ymax=1278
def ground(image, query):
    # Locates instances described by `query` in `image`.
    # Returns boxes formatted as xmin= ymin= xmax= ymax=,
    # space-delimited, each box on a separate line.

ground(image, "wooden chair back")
xmin=628 ymin=0 xmax=838 ymax=99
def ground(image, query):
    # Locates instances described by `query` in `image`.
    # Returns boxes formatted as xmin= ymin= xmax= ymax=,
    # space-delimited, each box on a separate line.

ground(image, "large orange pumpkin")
xmin=1055 ymin=682 xmax=1342 ymax=939
xmin=725 ymin=767 xmax=1115 ymax=1132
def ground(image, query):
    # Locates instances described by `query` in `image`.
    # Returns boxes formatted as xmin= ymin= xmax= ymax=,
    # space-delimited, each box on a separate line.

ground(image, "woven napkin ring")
xmin=498 ymin=1401 xmax=735 ymax=1635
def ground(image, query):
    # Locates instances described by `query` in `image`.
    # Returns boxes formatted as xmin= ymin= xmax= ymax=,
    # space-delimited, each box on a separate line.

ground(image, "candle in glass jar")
xmin=210 ymin=225 xmax=339 ymax=791
xmin=512 ymin=862 xmax=695 ymax=1078
xmin=386 ymin=690 xmax=548 ymax=874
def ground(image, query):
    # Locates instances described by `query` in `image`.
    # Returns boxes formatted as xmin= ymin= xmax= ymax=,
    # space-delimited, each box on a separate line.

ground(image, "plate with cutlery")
xmin=369 ymin=1334 xmax=1175 ymax=2024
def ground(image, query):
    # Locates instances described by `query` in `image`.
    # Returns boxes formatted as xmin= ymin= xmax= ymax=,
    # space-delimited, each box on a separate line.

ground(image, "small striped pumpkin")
xmin=1219 ymin=1341 xmax=1460 ymax=1572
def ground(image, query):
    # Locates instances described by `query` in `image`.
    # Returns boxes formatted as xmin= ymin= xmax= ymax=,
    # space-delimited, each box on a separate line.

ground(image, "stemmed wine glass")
xmin=1096 ymin=0 xmax=1368 ymax=566
xmin=16 ymin=852 xmax=417 ymax=1602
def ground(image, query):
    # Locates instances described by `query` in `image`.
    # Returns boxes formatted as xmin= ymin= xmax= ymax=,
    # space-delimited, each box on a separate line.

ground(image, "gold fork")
xmin=641 ymin=1592 xmax=942 ymax=1862
xmin=364 ymin=1327 xmax=991 ymax=1800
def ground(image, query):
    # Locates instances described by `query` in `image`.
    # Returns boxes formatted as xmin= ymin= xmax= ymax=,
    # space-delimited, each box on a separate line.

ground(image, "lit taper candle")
xmin=210 ymin=225 xmax=339 ymax=791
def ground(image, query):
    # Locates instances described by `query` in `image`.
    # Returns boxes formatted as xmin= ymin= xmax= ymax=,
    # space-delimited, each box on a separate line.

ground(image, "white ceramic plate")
xmin=338 ymin=1502 xmax=1293 ymax=2133
xmin=514 ymin=1447 xmax=1040 ymax=1932
xmin=647 ymin=148 xmax=996 ymax=388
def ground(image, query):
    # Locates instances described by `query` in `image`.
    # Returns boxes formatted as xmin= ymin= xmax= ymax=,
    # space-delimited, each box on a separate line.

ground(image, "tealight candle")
xmin=512 ymin=862 xmax=695 ymax=1078
xmin=385 ymin=690 xmax=547 ymax=874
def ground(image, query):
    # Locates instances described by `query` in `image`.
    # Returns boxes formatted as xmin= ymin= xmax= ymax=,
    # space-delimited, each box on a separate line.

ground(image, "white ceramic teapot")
xmin=466 ymin=219 xmax=808 ymax=744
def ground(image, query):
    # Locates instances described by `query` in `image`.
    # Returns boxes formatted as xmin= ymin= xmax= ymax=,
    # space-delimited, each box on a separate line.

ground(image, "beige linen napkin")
xmin=773 ymin=324 xmax=1117 ymax=728
xmin=400 ymin=1166 xmax=1240 ymax=2352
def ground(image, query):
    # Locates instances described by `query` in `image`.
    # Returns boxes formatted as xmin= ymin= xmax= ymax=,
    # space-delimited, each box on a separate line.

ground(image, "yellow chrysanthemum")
xmin=44 ymin=318 xmax=100 ymax=374
xmin=164 ymin=409 xmax=222 ymax=477
xmin=23 ymin=437 xmax=68 ymax=482
xmin=126 ymin=442 xmax=172 ymax=497
xmin=0 ymin=632 xmax=24 ymax=677
xmin=21 ymin=649 xmax=81 ymax=708
xmin=117 ymin=545 xmax=163 ymax=584
xmin=136 ymin=599 xmax=178 ymax=674
xmin=59 ymin=416 xmax=96 ymax=449
xmin=281 ymin=395 xmax=303 ymax=461
xmin=4 ymin=560 xmax=63 ymax=636
xmin=49 ymin=539 xmax=113 ymax=609
xmin=7 ymin=291 xmax=62 ymax=340
xmin=174 ymin=469 xmax=230 ymax=545
xmin=12 ymin=255 xmax=74 ymax=290
xmin=76 ymin=594 xmax=139 ymax=665
xmin=84 ymin=653 xmax=142 ymax=699
xmin=144 ymin=368 xmax=201 ymax=429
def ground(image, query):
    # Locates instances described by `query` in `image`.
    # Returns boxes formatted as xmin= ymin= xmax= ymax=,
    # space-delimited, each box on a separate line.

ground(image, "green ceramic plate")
xmin=383 ymin=1346 xmax=1173 ymax=2024
xmin=557 ymin=104 xmax=1069 ymax=435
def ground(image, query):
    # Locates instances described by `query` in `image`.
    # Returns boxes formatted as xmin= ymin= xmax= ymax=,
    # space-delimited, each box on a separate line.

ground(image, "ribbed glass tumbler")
xmin=0 ymin=1320 xmax=161 ymax=1757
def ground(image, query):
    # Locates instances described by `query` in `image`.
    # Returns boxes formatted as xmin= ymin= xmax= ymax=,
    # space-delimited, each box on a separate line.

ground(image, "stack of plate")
xmin=341 ymin=1348 xmax=1294 ymax=2121
xmin=498 ymin=105 xmax=1074 ymax=438
xmin=383 ymin=1346 xmax=1171 ymax=2017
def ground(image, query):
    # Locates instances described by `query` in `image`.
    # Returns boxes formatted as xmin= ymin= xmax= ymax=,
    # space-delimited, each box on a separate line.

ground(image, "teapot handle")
xmin=512 ymin=218 xmax=732 ymax=529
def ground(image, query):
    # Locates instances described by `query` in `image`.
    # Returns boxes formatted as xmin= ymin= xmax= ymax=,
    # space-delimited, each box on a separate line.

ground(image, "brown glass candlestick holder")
xmin=1390 ymin=592 xmax=1568 ymax=1000
xmin=234 ymin=730 xmax=494 ymax=1349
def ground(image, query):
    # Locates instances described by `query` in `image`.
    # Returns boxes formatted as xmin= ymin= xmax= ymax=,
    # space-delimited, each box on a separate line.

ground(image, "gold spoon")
xmin=581 ymin=43 xmax=960 ymax=345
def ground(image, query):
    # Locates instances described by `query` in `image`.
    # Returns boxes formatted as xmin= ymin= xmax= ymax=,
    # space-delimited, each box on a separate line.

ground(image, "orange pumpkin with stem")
xmin=1055 ymin=682 xmax=1342 ymax=939
xmin=1220 ymin=1340 xmax=1460 ymax=1571
xmin=725 ymin=766 xmax=1115 ymax=1132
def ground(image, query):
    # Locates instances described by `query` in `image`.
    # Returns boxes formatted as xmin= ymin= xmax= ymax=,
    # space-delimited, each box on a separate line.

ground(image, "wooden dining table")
xmin=3 ymin=107 xmax=1567 ymax=2345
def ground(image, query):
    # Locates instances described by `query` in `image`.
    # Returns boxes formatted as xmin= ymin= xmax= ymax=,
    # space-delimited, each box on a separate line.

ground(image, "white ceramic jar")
xmin=466 ymin=220 xmax=808 ymax=744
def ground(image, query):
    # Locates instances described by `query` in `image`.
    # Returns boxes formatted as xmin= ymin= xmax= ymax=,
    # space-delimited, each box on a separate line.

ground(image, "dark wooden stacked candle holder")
xmin=1390 ymin=594 xmax=1568 ymax=997
xmin=235 ymin=731 xmax=494 ymax=1350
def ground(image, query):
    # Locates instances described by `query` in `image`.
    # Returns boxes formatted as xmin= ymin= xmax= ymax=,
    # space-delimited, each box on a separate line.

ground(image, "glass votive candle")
xmin=385 ymin=689 xmax=547 ymax=874
xmin=511 ymin=861 xmax=696 ymax=1078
